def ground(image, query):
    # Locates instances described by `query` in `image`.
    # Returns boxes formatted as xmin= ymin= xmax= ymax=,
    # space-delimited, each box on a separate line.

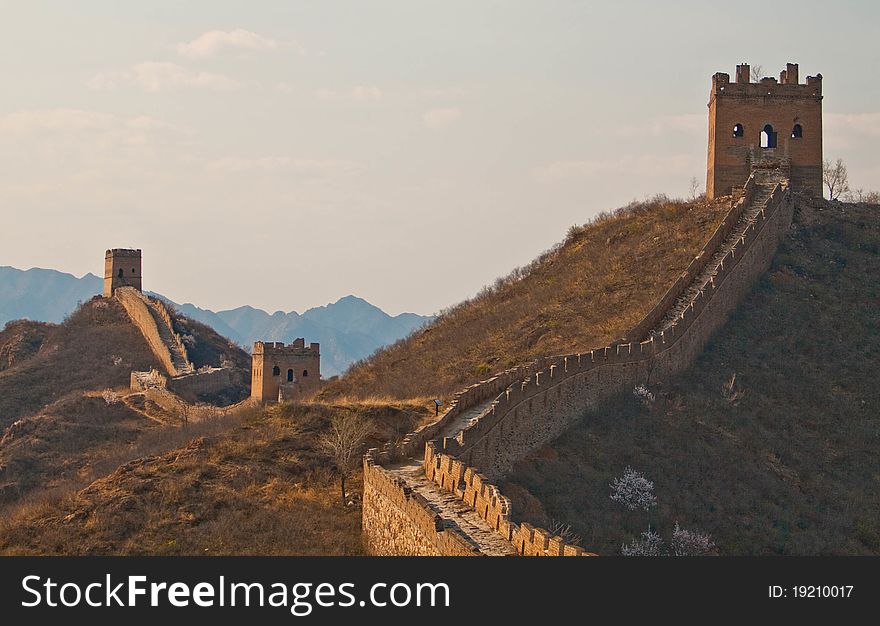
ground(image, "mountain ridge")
xmin=0 ymin=266 xmax=431 ymax=376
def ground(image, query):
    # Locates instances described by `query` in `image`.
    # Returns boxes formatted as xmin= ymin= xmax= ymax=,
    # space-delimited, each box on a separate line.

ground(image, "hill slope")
xmin=323 ymin=195 xmax=731 ymax=400
xmin=503 ymin=199 xmax=880 ymax=555
xmin=0 ymin=296 xmax=252 ymax=503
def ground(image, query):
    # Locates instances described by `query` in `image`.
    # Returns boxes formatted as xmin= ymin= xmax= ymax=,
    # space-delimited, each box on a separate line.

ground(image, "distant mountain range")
xmin=0 ymin=266 xmax=431 ymax=376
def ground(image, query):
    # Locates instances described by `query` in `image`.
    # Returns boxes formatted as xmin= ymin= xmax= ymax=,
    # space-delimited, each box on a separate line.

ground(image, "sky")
xmin=1 ymin=1 xmax=877 ymax=316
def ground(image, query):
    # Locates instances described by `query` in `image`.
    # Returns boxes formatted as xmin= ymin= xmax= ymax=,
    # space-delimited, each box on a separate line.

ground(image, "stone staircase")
xmin=385 ymin=400 xmax=518 ymax=556
xmin=142 ymin=297 xmax=192 ymax=375
xmin=114 ymin=286 xmax=193 ymax=377
xmin=652 ymin=171 xmax=785 ymax=334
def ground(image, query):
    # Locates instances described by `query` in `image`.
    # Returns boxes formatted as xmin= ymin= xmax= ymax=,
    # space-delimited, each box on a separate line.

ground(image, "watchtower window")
xmin=117 ymin=268 xmax=123 ymax=278
xmin=791 ymin=123 xmax=803 ymax=139
xmin=272 ymin=366 xmax=280 ymax=376
xmin=287 ymin=369 xmax=294 ymax=382
xmin=131 ymin=268 xmax=136 ymax=273
xmin=302 ymin=370 xmax=308 ymax=377
xmin=732 ymin=123 xmax=744 ymax=138
xmin=760 ymin=124 xmax=777 ymax=149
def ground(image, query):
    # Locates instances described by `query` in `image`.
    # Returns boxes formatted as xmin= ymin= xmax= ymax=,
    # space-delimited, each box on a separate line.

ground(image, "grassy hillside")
xmin=0 ymin=298 xmax=160 ymax=428
xmin=0 ymin=320 xmax=54 ymax=372
xmin=323 ymin=195 xmax=730 ymax=400
xmin=503 ymin=199 xmax=880 ymax=555
xmin=0 ymin=400 xmax=431 ymax=555
xmin=0 ymin=296 xmax=254 ymax=504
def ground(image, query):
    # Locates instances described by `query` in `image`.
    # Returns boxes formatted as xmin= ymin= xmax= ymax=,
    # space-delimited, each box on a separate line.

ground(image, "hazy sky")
xmin=1 ymin=1 xmax=877 ymax=315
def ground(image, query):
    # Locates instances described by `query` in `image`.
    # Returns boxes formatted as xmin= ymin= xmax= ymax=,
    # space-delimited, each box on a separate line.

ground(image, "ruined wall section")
xmin=115 ymin=287 xmax=178 ymax=376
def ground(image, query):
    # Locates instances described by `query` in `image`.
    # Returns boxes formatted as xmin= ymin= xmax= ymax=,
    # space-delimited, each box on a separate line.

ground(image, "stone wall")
xmin=362 ymin=457 xmax=481 ymax=556
xmin=167 ymin=367 xmax=232 ymax=400
xmin=363 ymin=174 xmax=795 ymax=556
xmin=115 ymin=287 xmax=177 ymax=376
xmin=151 ymin=298 xmax=191 ymax=370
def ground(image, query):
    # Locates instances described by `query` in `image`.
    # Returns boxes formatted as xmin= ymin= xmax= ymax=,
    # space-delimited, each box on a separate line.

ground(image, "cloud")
xmin=0 ymin=109 xmax=190 ymax=141
xmin=614 ymin=113 xmax=705 ymax=137
xmin=176 ymin=29 xmax=284 ymax=59
xmin=88 ymin=62 xmax=241 ymax=92
xmin=351 ymin=85 xmax=382 ymax=102
xmin=825 ymin=112 xmax=880 ymax=138
xmin=422 ymin=107 xmax=462 ymax=130
xmin=204 ymin=156 xmax=360 ymax=178
xmin=313 ymin=86 xmax=383 ymax=102
xmin=532 ymin=154 xmax=698 ymax=183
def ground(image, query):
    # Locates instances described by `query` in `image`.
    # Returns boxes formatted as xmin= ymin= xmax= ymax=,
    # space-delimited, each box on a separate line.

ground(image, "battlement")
xmin=712 ymin=63 xmax=822 ymax=99
xmin=253 ymin=339 xmax=320 ymax=356
xmin=251 ymin=338 xmax=321 ymax=403
xmin=105 ymin=248 xmax=141 ymax=257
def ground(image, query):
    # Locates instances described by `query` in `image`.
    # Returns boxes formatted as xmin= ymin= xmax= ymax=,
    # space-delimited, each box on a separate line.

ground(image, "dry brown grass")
xmin=0 ymin=399 xmax=430 ymax=555
xmin=322 ymin=195 xmax=731 ymax=401
xmin=504 ymin=200 xmax=880 ymax=555
xmin=0 ymin=298 xmax=160 ymax=429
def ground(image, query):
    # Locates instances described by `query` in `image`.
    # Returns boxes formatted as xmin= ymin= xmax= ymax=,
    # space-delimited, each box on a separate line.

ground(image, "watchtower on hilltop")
xmin=104 ymin=248 xmax=142 ymax=297
xmin=707 ymin=62 xmax=823 ymax=199
xmin=251 ymin=339 xmax=321 ymax=403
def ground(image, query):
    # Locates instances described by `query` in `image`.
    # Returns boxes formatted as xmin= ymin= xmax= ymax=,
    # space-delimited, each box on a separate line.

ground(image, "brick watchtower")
xmin=707 ymin=62 xmax=822 ymax=199
xmin=104 ymin=248 xmax=142 ymax=297
xmin=251 ymin=338 xmax=321 ymax=403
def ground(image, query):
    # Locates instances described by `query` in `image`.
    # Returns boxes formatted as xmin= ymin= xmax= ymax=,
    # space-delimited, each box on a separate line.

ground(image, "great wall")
xmin=362 ymin=168 xmax=798 ymax=556
xmin=114 ymin=285 xmax=231 ymax=406
xmin=361 ymin=61 xmax=823 ymax=556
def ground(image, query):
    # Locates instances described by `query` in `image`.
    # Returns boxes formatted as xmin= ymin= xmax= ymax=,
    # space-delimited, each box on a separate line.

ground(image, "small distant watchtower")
xmin=251 ymin=338 xmax=321 ymax=403
xmin=707 ymin=62 xmax=823 ymax=199
xmin=104 ymin=249 xmax=142 ymax=297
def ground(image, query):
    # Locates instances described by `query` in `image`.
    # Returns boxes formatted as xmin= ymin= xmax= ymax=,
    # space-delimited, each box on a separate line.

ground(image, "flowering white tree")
xmin=671 ymin=522 xmax=715 ymax=556
xmin=610 ymin=466 xmax=658 ymax=512
xmin=621 ymin=528 xmax=665 ymax=556
xmin=632 ymin=384 xmax=655 ymax=406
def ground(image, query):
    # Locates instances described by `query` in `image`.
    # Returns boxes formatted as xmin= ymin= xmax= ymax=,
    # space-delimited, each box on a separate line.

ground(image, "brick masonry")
xmin=707 ymin=63 xmax=822 ymax=199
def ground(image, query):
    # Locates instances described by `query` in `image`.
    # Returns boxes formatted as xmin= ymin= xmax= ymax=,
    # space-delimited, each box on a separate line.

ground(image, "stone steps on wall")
xmin=131 ymin=291 xmax=192 ymax=375
xmin=652 ymin=172 xmax=784 ymax=334
xmin=384 ymin=400 xmax=518 ymax=556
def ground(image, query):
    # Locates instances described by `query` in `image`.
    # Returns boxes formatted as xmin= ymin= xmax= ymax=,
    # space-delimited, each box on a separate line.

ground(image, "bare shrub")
xmin=547 ymin=518 xmax=582 ymax=545
xmin=721 ymin=373 xmax=745 ymax=404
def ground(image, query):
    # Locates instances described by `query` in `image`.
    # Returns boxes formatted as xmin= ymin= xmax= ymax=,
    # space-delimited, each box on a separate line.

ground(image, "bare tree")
xmin=750 ymin=64 xmax=764 ymax=82
xmin=319 ymin=413 xmax=373 ymax=507
xmin=823 ymin=158 xmax=850 ymax=201
xmin=689 ymin=176 xmax=701 ymax=201
xmin=846 ymin=188 xmax=880 ymax=204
